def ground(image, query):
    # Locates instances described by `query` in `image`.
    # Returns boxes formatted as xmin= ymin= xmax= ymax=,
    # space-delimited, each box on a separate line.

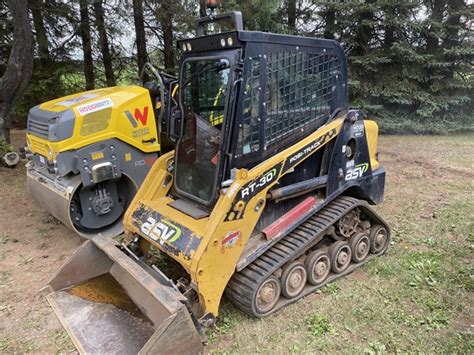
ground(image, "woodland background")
xmin=0 ymin=0 xmax=472 ymax=143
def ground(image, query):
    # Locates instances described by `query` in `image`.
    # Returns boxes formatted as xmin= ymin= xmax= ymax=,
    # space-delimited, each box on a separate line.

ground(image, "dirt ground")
xmin=0 ymin=130 xmax=472 ymax=353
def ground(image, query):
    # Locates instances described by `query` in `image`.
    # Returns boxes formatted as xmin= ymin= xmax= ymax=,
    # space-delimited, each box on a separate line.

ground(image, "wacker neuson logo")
xmin=124 ymin=106 xmax=149 ymax=128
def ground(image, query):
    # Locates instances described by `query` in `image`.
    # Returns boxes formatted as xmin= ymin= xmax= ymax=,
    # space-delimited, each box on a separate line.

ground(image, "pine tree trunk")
xmin=79 ymin=0 xmax=95 ymax=90
xmin=323 ymin=6 xmax=335 ymax=39
xmin=354 ymin=0 xmax=375 ymax=56
xmin=199 ymin=0 xmax=207 ymax=18
xmin=160 ymin=2 xmax=175 ymax=73
xmin=163 ymin=18 xmax=174 ymax=73
xmin=133 ymin=0 xmax=147 ymax=76
xmin=287 ymin=0 xmax=296 ymax=33
xmin=444 ymin=0 xmax=464 ymax=80
xmin=444 ymin=0 xmax=464 ymax=49
xmin=383 ymin=4 xmax=395 ymax=48
xmin=93 ymin=0 xmax=115 ymax=86
xmin=426 ymin=0 xmax=445 ymax=53
xmin=0 ymin=0 xmax=34 ymax=142
xmin=28 ymin=0 xmax=49 ymax=62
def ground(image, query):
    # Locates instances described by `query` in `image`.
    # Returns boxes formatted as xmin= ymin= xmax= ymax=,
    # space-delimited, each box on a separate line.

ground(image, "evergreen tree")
xmin=310 ymin=0 xmax=473 ymax=133
xmin=0 ymin=0 xmax=471 ymax=134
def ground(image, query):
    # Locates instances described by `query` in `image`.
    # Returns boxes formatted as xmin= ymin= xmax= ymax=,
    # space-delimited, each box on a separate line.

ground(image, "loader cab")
xmin=172 ymin=11 xmax=349 ymax=207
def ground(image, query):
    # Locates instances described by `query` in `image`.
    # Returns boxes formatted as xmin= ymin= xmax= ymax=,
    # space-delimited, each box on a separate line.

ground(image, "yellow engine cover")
xmin=26 ymin=86 xmax=160 ymax=159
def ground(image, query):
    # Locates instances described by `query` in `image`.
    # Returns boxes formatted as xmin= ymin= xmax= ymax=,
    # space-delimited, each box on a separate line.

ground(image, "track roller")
xmin=350 ymin=233 xmax=370 ymax=263
xmin=281 ymin=261 xmax=307 ymax=298
xmin=254 ymin=276 xmax=281 ymax=315
xmin=369 ymin=224 xmax=390 ymax=254
xmin=329 ymin=241 xmax=352 ymax=273
xmin=305 ymin=250 xmax=330 ymax=286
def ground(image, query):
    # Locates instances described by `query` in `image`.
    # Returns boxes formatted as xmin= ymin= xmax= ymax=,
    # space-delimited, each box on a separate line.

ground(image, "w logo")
xmin=124 ymin=106 xmax=149 ymax=128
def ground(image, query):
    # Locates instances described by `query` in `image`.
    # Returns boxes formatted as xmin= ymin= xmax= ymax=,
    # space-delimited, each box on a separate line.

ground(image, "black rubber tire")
xmin=253 ymin=275 xmax=281 ymax=315
xmin=349 ymin=233 xmax=370 ymax=263
xmin=329 ymin=240 xmax=352 ymax=274
xmin=281 ymin=261 xmax=307 ymax=299
xmin=305 ymin=250 xmax=331 ymax=286
xmin=369 ymin=224 xmax=390 ymax=254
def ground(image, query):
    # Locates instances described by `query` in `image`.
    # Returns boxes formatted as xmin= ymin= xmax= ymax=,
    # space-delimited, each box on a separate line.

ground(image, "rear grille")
xmin=28 ymin=119 xmax=49 ymax=138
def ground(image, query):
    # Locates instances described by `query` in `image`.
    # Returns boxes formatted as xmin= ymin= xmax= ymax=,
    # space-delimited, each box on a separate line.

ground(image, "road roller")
xmin=42 ymin=7 xmax=390 ymax=353
xmin=25 ymin=64 xmax=178 ymax=238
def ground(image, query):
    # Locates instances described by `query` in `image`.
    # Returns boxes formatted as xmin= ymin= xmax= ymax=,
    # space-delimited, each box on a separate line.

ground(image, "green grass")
xmin=1 ymin=134 xmax=472 ymax=353
xmin=306 ymin=314 xmax=337 ymax=336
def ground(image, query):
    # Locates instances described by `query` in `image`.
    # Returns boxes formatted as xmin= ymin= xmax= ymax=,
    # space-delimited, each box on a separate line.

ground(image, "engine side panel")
xmin=326 ymin=111 xmax=385 ymax=204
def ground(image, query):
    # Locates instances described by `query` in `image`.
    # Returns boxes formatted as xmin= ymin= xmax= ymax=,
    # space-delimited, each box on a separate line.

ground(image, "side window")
xmin=237 ymin=57 xmax=261 ymax=156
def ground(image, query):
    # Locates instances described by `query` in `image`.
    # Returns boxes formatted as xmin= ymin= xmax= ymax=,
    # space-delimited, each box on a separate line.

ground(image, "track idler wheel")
xmin=369 ymin=225 xmax=390 ymax=254
xmin=305 ymin=250 xmax=330 ymax=286
xmin=254 ymin=276 xmax=281 ymax=315
xmin=349 ymin=233 xmax=370 ymax=263
xmin=329 ymin=241 xmax=352 ymax=274
xmin=281 ymin=261 xmax=307 ymax=298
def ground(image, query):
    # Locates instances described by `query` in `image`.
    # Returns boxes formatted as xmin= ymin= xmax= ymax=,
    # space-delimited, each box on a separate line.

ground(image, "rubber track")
xmin=225 ymin=196 xmax=389 ymax=317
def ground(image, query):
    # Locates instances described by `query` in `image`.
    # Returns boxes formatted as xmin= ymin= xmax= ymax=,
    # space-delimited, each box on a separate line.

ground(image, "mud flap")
xmin=41 ymin=234 xmax=203 ymax=354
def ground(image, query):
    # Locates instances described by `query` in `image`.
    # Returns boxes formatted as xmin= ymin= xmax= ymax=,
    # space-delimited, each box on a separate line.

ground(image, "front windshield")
xmin=175 ymin=58 xmax=231 ymax=204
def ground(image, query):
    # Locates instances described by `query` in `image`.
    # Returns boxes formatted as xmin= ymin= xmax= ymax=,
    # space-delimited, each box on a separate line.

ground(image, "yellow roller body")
xmin=27 ymin=86 xmax=160 ymax=160
xmin=25 ymin=84 xmax=163 ymax=238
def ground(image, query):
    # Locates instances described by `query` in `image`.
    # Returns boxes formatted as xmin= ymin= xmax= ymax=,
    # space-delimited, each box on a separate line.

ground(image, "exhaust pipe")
xmin=41 ymin=234 xmax=203 ymax=354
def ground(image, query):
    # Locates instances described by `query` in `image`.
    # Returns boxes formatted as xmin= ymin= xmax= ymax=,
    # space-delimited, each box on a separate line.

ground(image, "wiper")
xmin=182 ymin=61 xmax=230 ymax=87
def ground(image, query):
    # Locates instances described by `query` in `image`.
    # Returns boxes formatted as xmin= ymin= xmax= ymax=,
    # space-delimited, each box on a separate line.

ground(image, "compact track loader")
xmin=26 ymin=64 xmax=178 ymax=238
xmin=43 ymin=9 xmax=390 ymax=354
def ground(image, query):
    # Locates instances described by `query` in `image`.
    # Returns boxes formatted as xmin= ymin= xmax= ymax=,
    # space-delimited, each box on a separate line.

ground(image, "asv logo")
xmin=124 ymin=106 xmax=149 ymax=128
xmin=140 ymin=217 xmax=181 ymax=244
xmin=345 ymin=163 xmax=369 ymax=181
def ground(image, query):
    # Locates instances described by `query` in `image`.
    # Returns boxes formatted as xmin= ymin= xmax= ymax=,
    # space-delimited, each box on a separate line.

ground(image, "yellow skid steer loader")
xmin=42 ymin=9 xmax=390 ymax=354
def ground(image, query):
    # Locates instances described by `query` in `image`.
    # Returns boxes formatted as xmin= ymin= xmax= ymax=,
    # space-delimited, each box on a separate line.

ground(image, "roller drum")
xmin=26 ymin=165 xmax=124 ymax=239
